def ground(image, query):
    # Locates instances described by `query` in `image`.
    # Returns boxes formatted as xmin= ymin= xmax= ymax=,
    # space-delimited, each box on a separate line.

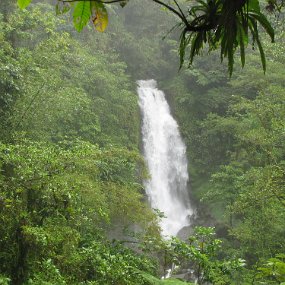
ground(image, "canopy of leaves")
xmin=16 ymin=0 xmax=278 ymax=74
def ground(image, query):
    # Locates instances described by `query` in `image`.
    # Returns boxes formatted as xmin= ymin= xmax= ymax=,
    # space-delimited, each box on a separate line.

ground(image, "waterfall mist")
xmin=137 ymin=79 xmax=193 ymax=237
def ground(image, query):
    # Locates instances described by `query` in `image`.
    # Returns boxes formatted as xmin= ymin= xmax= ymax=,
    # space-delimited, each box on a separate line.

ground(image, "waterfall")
xmin=137 ymin=79 xmax=193 ymax=237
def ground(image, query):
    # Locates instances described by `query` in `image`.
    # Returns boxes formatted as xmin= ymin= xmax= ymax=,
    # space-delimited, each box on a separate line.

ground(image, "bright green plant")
xmin=257 ymin=254 xmax=285 ymax=284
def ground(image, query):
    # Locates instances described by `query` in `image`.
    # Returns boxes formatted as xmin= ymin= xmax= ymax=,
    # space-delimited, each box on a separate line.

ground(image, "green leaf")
xmin=237 ymin=25 xmax=246 ymax=67
xmin=251 ymin=12 xmax=275 ymax=42
xmin=228 ymin=46 xmax=234 ymax=76
xmin=256 ymin=36 xmax=266 ymax=73
xmin=179 ymin=29 xmax=188 ymax=69
xmin=189 ymin=32 xmax=203 ymax=65
xmin=17 ymin=0 xmax=32 ymax=9
xmin=73 ymin=1 xmax=91 ymax=32
xmin=248 ymin=0 xmax=260 ymax=12
xmin=249 ymin=18 xmax=266 ymax=73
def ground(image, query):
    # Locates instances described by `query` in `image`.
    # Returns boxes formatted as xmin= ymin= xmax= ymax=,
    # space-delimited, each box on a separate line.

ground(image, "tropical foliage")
xmin=16 ymin=0 xmax=280 ymax=74
xmin=165 ymin=22 xmax=285 ymax=285
xmin=0 ymin=0 xmax=284 ymax=284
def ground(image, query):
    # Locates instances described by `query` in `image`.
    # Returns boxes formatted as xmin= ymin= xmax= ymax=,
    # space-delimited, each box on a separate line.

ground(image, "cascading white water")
xmin=137 ymin=79 xmax=193 ymax=237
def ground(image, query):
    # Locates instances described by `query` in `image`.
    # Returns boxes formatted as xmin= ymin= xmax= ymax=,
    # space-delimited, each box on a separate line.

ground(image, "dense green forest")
xmin=0 ymin=0 xmax=284 ymax=284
